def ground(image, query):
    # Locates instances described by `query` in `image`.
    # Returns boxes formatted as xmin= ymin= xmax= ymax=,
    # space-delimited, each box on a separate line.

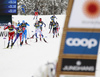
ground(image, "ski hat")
xmin=22 ymin=20 xmax=25 ymax=23
xmin=39 ymin=18 xmax=42 ymax=21
xmin=8 ymin=22 xmax=11 ymax=26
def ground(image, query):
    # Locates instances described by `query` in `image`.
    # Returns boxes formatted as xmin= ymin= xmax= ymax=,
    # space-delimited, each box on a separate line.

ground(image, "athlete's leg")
xmin=11 ymin=33 xmax=19 ymax=47
xmin=19 ymin=33 xmax=22 ymax=43
xmin=24 ymin=30 xmax=27 ymax=41
xmin=39 ymin=30 xmax=44 ymax=38
xmin=7 ymin=32 xmax=11 ymax=48
xmin=13 ymin=33 xmax=19 ymax=44
xmin=11 ymin=32 xmax=15 ymax=44
xmin=22 ymin=31 xmax=25 ymax=42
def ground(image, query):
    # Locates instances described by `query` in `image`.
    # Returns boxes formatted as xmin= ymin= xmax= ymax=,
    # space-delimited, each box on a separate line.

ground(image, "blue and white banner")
xmin=0 ymin=0 xmax=17 ymax=15
xmin=63 ymin=32 xmax=100 ymax=55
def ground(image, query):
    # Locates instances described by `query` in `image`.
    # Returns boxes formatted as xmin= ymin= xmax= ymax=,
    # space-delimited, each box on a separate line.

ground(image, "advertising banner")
xmin=61 ymin=58 xmax=96 ymax=72
xmin=55 ymin=0 xmax=100 ymax=76
xmin=63 ymin=32 xmax=100 ymax=55
xmin=68 ymin=0 xmax=100 ymax=29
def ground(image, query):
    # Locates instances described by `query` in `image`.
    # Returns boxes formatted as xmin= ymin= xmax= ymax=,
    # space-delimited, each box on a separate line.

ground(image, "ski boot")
xmin=53 ymin=35 xmax=54 ymax=38
xmin=49 ymin=31 xmax=51 ymax=33
xmin=56 ymin=34 xmax=57 ymax=37
xmin=11 ymin=43 xmax=14 ymax=48
xmin=6 ymin=44 xmax=9 ymax=48
xmin=20 ymin=42 xmax=22 ymax=46
xmin=43 ymin=38 xmax=47 ymax=43
xmin=58 ymin=33 xmax=59 ymax=36
xmin=40 ymin=37 xmax=42 ymax=41
xmin=25 ymin=40 xmax=28 ymax=44
xmin=20 ymin=41 xmax=23 ymax=46
xmin=36 ymin=38 xmax=38 ymax=42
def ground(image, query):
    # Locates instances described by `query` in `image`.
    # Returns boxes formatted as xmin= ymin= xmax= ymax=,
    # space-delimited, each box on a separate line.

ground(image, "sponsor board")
xmin=68 ymin=0 xmax=100 ymax=29
xmin=63 ymin=32 xmax=100 ymax=55
xmin=57 ymin=0 xmax=100 ymax=76
xmin=61 ymin=58 xmax=96 ymax=72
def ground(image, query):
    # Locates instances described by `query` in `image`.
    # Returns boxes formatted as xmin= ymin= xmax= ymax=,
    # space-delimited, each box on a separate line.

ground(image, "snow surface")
xmin=0 ymin=15 xmax=100 ymax=77
xmin=0 ymin=15 xmax=65 ymax=77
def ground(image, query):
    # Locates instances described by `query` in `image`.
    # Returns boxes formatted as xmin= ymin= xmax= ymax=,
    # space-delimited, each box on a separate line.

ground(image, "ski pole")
xmin=3 ymin=25 xmax=6 ymax=48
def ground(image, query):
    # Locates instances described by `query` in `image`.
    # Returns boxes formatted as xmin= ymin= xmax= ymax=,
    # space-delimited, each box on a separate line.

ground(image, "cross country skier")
xmin=11 ymin=25 xmax=23 ymax=48
xmin=50 ymin=14 xmax=57 ymax=22
xmin=33 ymin=8 xmax=40 ymax=20
xmin=21 ymin=5 xmax=26 ymax=15
xmin=4 ymin=22 xmax=16 ymax=48
xmin=52 ymin=21 xmax=57 ymax=38
xmin=34 ymin=20 xmax=47 ymax=42
xmin=17 ymin=20 xmax=30 ymax=45
xmin=49 ymin=20 xmax=54 ymax=33
xmin=38 ymin=18 xmax=46 ymax=41
xmin=56 ymin=21 xmax=60 ymax=37
xmin=38 ymin=18 xmax=46 ymax=31
xmin=31 ymin=18 xmax=46 ymax=41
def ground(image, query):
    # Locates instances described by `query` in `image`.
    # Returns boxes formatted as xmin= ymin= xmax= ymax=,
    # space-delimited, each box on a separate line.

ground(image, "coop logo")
xmin=62 ymin=60 xmax=94 ymax=72
xmin=66 ymin=38 xmax=97 ymax=49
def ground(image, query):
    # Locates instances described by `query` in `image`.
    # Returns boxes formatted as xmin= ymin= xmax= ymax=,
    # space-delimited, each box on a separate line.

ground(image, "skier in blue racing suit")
xmin=17 ymin=20 xmax=30 ymax=45
xmin=21 ymin=5 xmax=26 ymax=14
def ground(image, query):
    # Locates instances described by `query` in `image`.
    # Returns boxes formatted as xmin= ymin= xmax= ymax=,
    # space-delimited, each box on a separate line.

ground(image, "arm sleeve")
xmin=12 ymin=25 xmax=16 ymax=29
xmin=4 ymin=26 xmax=8 ymax=30
xmin=17 ymin=23 xmax=21 ymax=26
xmin=42 ymin=21 xmax=46 ymax=26
xmin=26 ymin=23 xmax=30 ymax=26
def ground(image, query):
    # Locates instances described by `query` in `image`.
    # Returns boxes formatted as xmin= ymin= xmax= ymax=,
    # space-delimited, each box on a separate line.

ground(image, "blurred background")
xmin=17 ymin=0 xmax=69 ymax=15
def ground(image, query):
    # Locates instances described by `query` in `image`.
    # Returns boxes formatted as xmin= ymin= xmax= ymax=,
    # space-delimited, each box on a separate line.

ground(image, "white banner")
xmin=68 ymin=0 xmax=100 ymax=29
